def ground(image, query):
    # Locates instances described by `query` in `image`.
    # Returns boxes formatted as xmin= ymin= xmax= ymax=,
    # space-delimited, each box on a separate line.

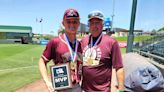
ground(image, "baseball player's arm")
xmin=39 ymin=58 xmax=54 ymax=92
xmin=116 ymin=68 xmax=125 ymax=91
xmin=111 ymin=68 xmax=118 ymax=92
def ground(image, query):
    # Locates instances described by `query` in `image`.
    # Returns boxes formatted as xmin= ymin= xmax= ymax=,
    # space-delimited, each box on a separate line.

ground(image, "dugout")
xmin=0 ymin=25 xmax=32 ymax=44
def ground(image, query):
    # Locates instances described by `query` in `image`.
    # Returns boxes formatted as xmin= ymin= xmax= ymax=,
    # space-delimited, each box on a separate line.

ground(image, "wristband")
xmin=118 ymin=90 xmax=124 ymax=92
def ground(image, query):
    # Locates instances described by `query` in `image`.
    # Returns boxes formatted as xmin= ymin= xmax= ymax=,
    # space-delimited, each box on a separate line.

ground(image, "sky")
xmin=0 ymin=0 xmax=163 ymax=36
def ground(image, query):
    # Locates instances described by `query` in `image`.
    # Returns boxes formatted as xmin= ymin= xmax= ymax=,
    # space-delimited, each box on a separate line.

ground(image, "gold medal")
xmin=92 ymin=60 xmax=100 ymax=65
xmin=70 ymin=62 xmax=75 ymax=70
xmin=87 ymin=57 xmax=93 ymax=65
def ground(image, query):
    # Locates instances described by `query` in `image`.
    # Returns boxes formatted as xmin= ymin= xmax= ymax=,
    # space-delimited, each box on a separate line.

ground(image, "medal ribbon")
xmin=59 ymin=33 xmax=78 ymax=63
xmin=89 ymin=33 xmax=103 ymax=57
xmin=91 ymin=33 xmax=103 ymax=47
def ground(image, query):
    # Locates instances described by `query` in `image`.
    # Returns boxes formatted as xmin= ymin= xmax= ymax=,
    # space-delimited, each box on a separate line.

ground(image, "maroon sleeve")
xmin=111 ymin=41 xmax=123 ymax=70
xmin=41 ymin=39 xmax=55 ymax=63
xmin=78 ymin=42 xmax=83 ymax=54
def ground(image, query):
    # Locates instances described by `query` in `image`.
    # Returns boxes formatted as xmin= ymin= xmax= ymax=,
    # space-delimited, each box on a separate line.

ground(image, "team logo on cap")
xmin=67 ymin=9 xmax=78 ymax=16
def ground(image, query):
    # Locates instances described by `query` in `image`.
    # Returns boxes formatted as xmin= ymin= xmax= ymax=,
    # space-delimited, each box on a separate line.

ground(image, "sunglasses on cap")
xmin=88 ymin=12 xmax=104 ymax=20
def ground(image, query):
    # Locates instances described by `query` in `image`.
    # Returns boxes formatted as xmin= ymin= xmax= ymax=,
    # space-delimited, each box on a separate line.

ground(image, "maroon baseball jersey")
xmin=80 ymin=34 xmax=123 ymax=92
xmin=41 ymin=34 xmax=82 ymax=83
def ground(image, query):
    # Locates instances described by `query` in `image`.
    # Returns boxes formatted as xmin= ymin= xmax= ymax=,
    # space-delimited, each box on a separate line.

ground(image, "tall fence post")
xmin=126 ymin=0 xmax=138 ymax=53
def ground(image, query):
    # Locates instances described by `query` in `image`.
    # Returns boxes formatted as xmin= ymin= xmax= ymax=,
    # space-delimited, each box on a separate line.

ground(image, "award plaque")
xmin=50 ymin=63 xmax=72 ymax=90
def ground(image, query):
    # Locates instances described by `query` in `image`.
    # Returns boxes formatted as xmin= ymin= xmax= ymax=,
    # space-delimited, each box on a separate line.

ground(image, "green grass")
xmin=120 ymin=48 xmax=126 ymax=54
xmin=0 ymin=44 xmax=45 ymax=69
xmin=114 ymin=35 xmax=153 ymax=42
xmin=115 ymin=36 xmax=128 ymax=42
xmin=0 ymin=44 xmax=45 ymax=92
xmin=0 ymin=67 xmax=40 ymax=92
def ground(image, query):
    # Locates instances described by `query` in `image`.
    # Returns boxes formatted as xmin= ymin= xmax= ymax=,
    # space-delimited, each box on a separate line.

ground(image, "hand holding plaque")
xmin=45 ymin=80 xmax=54 ymax=92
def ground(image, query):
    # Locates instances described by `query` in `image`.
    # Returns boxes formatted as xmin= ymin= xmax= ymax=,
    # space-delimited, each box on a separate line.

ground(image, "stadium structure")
xmin=0 ymin=25 xmax=32 ymax=44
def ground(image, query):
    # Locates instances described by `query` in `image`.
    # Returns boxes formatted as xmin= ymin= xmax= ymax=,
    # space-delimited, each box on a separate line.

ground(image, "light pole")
xmin=40 ymin=18 xmax=43 ymax=40
xmin=36 ymin=18 xmax=43 ymax=40
xmin=111 ymin=0 xmax=115 ymax=32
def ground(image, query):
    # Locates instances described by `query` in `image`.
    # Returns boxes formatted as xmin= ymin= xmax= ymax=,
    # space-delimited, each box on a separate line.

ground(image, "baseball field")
xmin=0 ymin=44 xmax=45 ymax=92
xmin=0 ymin=44 xmax=126 ymax=92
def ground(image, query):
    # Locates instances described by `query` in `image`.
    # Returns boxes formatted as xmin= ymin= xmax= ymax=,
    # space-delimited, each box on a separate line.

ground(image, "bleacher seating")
xmin=134 ymin=34 xmax=164 ymax=57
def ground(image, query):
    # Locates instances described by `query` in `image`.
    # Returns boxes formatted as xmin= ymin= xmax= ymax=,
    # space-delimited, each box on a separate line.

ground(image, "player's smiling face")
xmin=89 ymin=18 xmax=103 ymax=37
xmin=63 ymin=18 xmax=80 ymax=35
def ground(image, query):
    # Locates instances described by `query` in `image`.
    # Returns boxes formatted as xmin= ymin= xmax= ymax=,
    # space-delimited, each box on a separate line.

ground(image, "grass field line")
xmin=0 ymin=65 xmax=38 ymax=72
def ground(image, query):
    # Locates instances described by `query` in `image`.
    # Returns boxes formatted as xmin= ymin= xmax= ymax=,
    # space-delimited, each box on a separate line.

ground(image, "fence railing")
xmin=133 ymin=49 xmax=164 ymax=63
xmin=134 ymin=34 xmax=164 ymax=49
